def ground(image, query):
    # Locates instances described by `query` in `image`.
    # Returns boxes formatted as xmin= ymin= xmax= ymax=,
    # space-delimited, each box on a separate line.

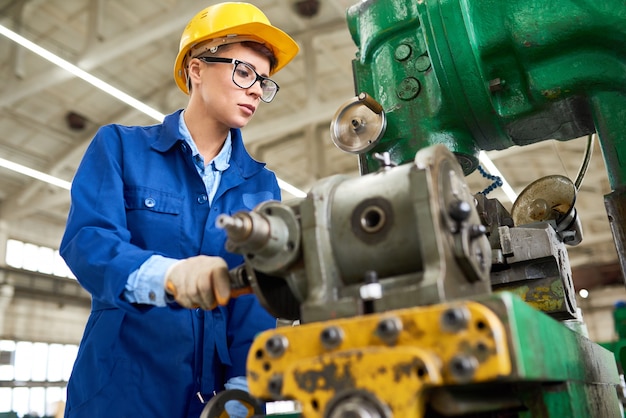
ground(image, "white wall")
xmin=2 ymin=296 xmax=89 ymax=345
xmin=578 ymin=284 xmax=626 ymax=343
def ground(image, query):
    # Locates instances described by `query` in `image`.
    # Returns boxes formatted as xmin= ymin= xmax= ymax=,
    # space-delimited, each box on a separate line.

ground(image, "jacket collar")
xmin=152 ymin=109 xmax=266 ymax=179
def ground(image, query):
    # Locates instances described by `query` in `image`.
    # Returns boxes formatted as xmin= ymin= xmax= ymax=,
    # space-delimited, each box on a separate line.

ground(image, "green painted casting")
xmin=479 ymin=292 xmax=621 ymax=417
xmin=347 ymin=0 xmax=626 ymax=190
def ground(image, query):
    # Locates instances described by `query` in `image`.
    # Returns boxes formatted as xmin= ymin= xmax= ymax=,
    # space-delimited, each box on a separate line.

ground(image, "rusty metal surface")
xmin=247 ymin=296 xmax=512 ymax=417
xmin=247 ymin=292 xmax=621 ymax=417
xmin=490 ymin=223 xmax=578 ymax=320
xmin=605 ymin=187 xmax=626 ymax=285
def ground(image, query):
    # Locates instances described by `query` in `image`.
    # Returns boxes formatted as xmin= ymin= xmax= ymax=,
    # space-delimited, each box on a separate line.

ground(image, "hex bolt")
xmin=267 ymin=374 xmax=284 ymax=397
xmin=265 ymin=334 xmax=288 ymax=358
xmin=415 ymin=54 xmax=432 ymax=72
xmin=364 ymin=270 xmax=378 ymax=284
xmin=441 ymin=307 xmax=470 ymax=332
xmin=474 ymin=246 xmax=487 ymax=273
xmin=376 ymin=317 xmax=402 ymax=345
xmin=469 ymin=224 xmax=487 ymax=239
xmin=360 ymin=282 xmax=383 ymax=301
xmin=449 ymin=200 xmax=472 ymax=223
xmin=397 ymin=77 xmax=421 ymax=101
xmin=394 ymin=43 xmax=412 ymax=61
xmin=360 ymin=270 xmax=383 ymax=302
xmin=320 ymin=326 xmax=344 ymax=350
xmin=448 ymin=354 xmax=478 ymax=381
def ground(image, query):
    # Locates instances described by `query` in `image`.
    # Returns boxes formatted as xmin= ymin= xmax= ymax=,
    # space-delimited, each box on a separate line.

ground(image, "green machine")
xmin=339 ymin=0 xmax=626 ymax=267
xmin=600 ymin=302 xmax=626 ymax=406
xmin=603 ymin=302 xmax=626 ymax=372
xmin=202 ymin=0 xmax=626 ymax=417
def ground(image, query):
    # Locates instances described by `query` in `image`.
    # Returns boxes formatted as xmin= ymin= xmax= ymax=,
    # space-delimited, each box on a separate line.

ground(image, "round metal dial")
xmin=330 ymin=95 xmax=386 ymax=154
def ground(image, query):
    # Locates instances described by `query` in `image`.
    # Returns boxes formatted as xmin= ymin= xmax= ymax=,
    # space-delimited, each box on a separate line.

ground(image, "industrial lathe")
xmin=202 ymin=0 xmax=626 ymax=416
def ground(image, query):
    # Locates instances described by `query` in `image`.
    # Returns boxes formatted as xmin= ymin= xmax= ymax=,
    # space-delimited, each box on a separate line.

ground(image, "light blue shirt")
xmin=181 ymin=114 xmax=232 ymax=205
xmin=124 ymin=112 xmax=232 ymax=306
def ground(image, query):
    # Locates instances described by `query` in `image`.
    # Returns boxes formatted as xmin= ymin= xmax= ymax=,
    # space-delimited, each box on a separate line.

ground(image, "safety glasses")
xmin=196 ymin=56 xmax=280 ymax=103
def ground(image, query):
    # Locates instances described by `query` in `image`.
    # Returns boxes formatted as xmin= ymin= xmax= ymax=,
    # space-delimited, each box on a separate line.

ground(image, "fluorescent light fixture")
xmin=0 ymin=157 xmax=71 ymax=190
xmin=277 ymin=178 xmax=307 ymax=198
xmin=0 ymin=23 xmax=307 ymax=197
xmin=478 ymin=151 xmax=518 ymax=203
xmin=0 ymin=24 xmax=165 ymax=122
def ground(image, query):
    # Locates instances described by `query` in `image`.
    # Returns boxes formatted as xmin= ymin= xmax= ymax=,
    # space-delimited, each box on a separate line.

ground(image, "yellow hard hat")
xmin=174 ymin=2 xmax=299 ymax=94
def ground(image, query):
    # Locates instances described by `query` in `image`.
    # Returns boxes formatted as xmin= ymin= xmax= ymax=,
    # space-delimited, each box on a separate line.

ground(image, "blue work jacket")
xmin=60 ymin=109 xmax=278 ymax=418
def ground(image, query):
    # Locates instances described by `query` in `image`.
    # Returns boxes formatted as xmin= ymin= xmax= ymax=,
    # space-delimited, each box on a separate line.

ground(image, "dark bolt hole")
xmin=363 ymin=209 xmax=382 ymax=228
xmin=311 ymin=399 xmax=320 ymax=410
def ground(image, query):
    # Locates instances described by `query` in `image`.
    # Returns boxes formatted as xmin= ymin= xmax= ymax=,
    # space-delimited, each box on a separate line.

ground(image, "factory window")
xmin=5 ymin=239 xmax=74 ymax=279
xmin=0 ymin=340 xmax=77 ymax=417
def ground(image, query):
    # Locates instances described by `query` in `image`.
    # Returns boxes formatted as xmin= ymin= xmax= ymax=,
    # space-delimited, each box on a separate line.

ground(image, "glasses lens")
xmin=260 ymin=80 xmax=279 ymax=102
xmin=232 ymin=62 xmax=279 ymax=103
xmin=233 ymin=62 xmax=256 ymax=88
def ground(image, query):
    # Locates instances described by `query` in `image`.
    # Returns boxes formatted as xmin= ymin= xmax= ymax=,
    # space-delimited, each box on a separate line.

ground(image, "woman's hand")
xmin=164 ymin=255 xmax=231 ymax=310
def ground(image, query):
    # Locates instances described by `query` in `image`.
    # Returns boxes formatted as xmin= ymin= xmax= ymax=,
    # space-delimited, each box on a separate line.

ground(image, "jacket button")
xmin=149 ymin=291 xmax=156 ymax=301
xmin=197 ymin=194 xmax=208 ymax=204
xmin=144 ymin=197 xmax=156 ymax=208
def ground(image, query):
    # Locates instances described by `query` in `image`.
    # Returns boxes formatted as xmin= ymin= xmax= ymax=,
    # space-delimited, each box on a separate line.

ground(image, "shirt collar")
xmin=179 ymin=111 xmax=231 ymax=171
xmin=212 ymin=135 xmax=232 ymax=171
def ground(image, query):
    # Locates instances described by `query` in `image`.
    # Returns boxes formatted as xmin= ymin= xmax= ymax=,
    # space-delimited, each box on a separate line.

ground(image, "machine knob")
xmin=330 ymin=92 xmax=387 ymax=154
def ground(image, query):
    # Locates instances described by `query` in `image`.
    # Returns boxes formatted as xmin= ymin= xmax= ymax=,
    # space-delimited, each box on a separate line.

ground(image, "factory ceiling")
xmin=0 ymin=0 xmax=621 ymax=291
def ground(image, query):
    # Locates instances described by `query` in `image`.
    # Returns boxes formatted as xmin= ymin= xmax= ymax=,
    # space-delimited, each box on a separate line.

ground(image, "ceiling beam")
xmin=0 ymin=3 xmax=199 ymax=107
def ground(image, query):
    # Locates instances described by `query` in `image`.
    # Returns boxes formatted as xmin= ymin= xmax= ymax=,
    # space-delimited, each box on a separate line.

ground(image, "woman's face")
xmin=192 ymin=43 xmax=272 ymax=129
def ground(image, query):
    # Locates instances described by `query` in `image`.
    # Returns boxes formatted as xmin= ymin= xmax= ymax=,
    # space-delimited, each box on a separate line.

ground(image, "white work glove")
xmin=164 ymin=255 xmax=231 ymax=310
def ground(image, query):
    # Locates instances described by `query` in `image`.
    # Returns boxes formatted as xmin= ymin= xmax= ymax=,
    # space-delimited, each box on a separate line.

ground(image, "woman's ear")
xmin=186 ymin=59 xmax=202 ymax=91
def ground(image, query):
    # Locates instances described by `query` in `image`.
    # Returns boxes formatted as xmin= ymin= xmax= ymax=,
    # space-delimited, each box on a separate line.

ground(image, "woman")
xmin=59 ymin=3 xmax=299 ymax=417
